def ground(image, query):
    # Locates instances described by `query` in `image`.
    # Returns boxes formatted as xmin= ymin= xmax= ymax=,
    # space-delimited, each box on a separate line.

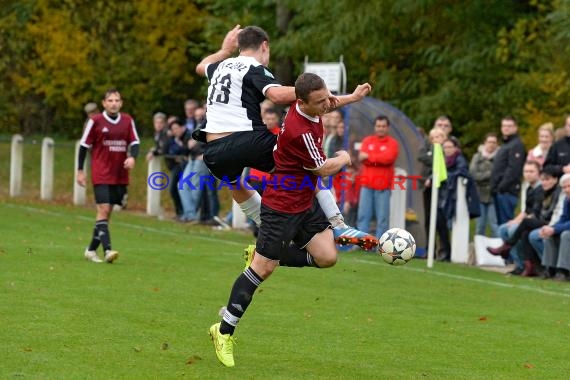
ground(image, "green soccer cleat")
xmin=243 ymin=245 xmax=255 ymax=270
xmin=208 ymin=322 xmax=235 ymax=367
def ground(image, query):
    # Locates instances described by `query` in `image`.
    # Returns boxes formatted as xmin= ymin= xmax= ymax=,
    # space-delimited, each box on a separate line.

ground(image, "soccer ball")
xmin=377 ymin=228 xmax=416 ymax=266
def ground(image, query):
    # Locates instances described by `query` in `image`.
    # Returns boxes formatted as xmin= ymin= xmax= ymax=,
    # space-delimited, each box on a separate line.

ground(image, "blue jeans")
xmin=357 ymin=187 xmax=391 ymax=238
xmin=528 ymin=228 xmax=544 ymax=260
xmin=493 ymin=193 xmax=518 ymax=226
xmin=498 ymin=222 xmax=523 ymax=270
xmin=178 ymin=158 xmax=210 ymax=221
xmin=475 ymin=201 xmax=499 ymax=237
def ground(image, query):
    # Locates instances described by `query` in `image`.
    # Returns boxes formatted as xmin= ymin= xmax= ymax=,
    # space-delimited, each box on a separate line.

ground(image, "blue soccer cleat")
xmin=334 ymin=226 xmax=378 ymax=251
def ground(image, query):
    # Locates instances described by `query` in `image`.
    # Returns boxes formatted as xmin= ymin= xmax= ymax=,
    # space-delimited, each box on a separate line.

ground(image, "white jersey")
xmin=204 ymin=55 xmax=281 ymax=133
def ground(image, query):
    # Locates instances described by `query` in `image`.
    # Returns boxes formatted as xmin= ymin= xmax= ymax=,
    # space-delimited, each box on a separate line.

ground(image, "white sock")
xmin=316 ymin=189 xmax=345 ymax=228
xmin=238 ymin=192 xmax=261 ymax=226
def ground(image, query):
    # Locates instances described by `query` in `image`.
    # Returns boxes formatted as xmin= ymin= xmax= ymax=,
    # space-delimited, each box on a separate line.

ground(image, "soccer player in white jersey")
xmin=195 ymin=25 xmax=377 ymax=250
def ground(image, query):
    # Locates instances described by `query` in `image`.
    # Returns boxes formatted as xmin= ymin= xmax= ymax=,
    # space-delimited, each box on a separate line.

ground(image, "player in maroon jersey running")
xmin=208 ymin=73 xmax=371 ymax=367
xmin=77 ymin=88 xmax=140 ymax=263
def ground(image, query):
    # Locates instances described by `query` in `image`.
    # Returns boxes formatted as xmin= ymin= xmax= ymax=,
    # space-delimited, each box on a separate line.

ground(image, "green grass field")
xmin=1 ymin=198 xmax=570 ymax=379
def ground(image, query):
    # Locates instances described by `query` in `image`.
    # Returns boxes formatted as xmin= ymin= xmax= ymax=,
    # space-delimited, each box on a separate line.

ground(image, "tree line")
xmin=1 ymin=0 xmax=569 ymax=154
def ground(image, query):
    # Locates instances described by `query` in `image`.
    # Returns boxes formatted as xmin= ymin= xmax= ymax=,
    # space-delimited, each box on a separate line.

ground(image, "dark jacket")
xmin=490 ymin=134 xmax=526 ymax=196
xmin=543 ymin=136 xmax=570 ymax=178
xmin=540 ymin=186 xmax=562 ymax=223
xmin=440 ymin=153 xmax=481 ymax=220
xmin=524 ymin=183 xmax=544 ymax=219
xmin=553 ymin=197 xmax=570 ymax=234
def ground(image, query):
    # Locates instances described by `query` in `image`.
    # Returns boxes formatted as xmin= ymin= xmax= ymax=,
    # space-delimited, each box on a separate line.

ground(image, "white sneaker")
xmin=84 ymin=249 xmax=103 ymax=263
xmin=104 ymin=250 xmax=119 ymax=263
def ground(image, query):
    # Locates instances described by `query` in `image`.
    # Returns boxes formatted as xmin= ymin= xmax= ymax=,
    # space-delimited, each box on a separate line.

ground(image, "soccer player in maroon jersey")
xmin=195 ymin=25 xmax=377 ymax=251
xmin=208 ymin=73 xmax=371 ymax=367
xmin=77 ymin=89 xmax=140 ymax=263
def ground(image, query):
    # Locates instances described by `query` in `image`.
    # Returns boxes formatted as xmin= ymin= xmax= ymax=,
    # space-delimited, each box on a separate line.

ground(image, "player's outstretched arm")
xmin=312 ymin=150 xmax=352 ymax=177
xmin=328 ymin=83 xmax=372 ymax=110
xmin=265 ymin=86 xmax=297 ymax=105
xmin=196 ymin=24 xmax=241 ymax=76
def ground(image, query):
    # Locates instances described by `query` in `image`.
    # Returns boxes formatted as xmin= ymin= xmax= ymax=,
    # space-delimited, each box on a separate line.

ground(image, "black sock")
xmin=220 ymin=267 xmax=263 ymax=335
xmin=88 ymin=226 xmax=100 ymax=251
xmin=95 ymin=220 xmax=111 ymax=251
xmin=279 ymin=244 xmax=318 ymax=268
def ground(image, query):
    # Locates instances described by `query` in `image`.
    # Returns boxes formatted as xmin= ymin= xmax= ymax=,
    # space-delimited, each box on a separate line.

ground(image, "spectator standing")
xmin=356 ymin=115 xmax=399 ymax=238
xmin=436 ymin=138 xmax=469 ymax=261
xmin=77 ymin=88 xmax=140 ymax=263
xmin=168 ymin=118 xmax=191 ymax=220
xmin=184 ymin=99 xmax=199 ymax=133
xmin=417 ymin=127 xmax=447 ymax=249
xmin=539 ymin=173 xmax=570 ymax=281
xmin=469 ymin=132 xmax=500 ymax=237
xmin=145 ymin=112 xmax=170 ymax=162
xmin=490 ymin=116 xmax=527 ymax=225
xmin=527 ymin=122 xmax=554 ymax=167
xmin=543 ymin=115 xmax=570 ymax=178
xmin=83 ymin=102 xmax=99 ymax=126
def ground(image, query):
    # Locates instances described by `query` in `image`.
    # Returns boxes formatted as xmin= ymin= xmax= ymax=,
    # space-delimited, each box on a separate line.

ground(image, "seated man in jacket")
xmin=539 ymin=173 xmax=570 ymax=281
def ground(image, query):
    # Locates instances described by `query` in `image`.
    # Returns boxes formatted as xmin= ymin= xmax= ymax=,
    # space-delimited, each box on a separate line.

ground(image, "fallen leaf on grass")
xmin=186 ymin=355 xmax=202 ymax=365
xmin=161 ymin=342 xmax=169 ymax=350
xmin=133 ymin=346 xmax=142 ymax=352
xmin=524 ymin=363 xmax=534 ymax=369
xmin=478 ymin=316 xmax=488 ymax=321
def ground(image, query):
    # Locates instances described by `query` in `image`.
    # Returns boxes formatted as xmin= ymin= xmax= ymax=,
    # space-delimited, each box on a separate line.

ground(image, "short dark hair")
xmin=168 ymin=117 xmax=184 ymax=129
xmin=103 ymin=88 xmax=120 ymax=100
xmin=295 ymin=72 xmax=326 ymax=102
xmin=502 ymin=115 xmax=518 ymax=125
xmin=238 ymin=26 xmax=269 ymax=51
xmin=375 ymin=114 xmax=390 ymax=126
xmin=524 ymin=160 xmax=542 ymax=172
xmin=484 ymin=132 xmax=498 ymax=141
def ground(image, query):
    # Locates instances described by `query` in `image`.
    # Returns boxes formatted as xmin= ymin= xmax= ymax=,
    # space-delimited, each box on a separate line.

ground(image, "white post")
xmin=389 ymin=168 xmax=407 ymax=229
xmin=427 ymin=170 xmax=439 ymax=268
xmin=10 ymin=134 xmax=24 ymax=197
xmin=40 ymin=137 xmax=54 ymax=200
xmin=73 ymin=140 xmax=87 ymax=205
xmin=451 ymin=177 xmax=470 ymax=264
xmin=146 ymin=158 xmax=162 ymax=216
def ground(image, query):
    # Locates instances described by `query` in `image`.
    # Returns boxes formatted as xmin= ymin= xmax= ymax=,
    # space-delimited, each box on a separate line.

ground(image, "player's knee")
xmin=315 ymin=251 xmax=338 ymax=268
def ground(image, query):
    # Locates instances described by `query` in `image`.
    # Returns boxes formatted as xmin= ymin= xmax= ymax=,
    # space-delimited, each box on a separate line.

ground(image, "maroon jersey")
xmin=262 ymin=101 xmax=326 ymax=213
xmin=80 ymin=112 xmax=140 ymax=185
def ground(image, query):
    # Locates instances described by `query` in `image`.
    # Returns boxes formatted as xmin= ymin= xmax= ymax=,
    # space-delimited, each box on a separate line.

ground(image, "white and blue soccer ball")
xmin=377 ymin=228 xmax=416 ymax=266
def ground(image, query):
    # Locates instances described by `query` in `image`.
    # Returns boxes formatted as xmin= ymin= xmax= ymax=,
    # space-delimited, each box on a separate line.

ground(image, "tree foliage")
xmin=1 ymin=0 xmax=569 ymax=154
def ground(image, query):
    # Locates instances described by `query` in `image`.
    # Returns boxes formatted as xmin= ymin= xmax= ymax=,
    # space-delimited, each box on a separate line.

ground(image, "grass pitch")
xmin=1 ymin=199 xmax=570 ymax=380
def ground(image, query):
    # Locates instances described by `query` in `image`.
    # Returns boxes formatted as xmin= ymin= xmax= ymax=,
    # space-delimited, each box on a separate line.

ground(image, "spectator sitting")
xmin=539 ymin=173 xmax=570 ymax=281
xmin=486 ymin=166 xmax=561 ymax=276
xmin=487 ymin=160 xmax=543 ymax=275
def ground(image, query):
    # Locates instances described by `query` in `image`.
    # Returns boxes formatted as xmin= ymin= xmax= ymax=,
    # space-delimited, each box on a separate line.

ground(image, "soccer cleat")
xmin=209 ymin=322 xmax=235 ymax=367
xmin=243 ymin=245 xmax=255 ymax=270
xmin=104 ymin=250 xmax=119 ymax=263
xmin=334 ymin=226 xmax=378 ymax=251
xmin=84 ymin=249 xmax=103 ymax=263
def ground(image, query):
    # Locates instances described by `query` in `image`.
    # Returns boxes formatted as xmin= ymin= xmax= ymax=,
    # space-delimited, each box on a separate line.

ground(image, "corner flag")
xmin=432 ymin=143 xmax=447 ymax=188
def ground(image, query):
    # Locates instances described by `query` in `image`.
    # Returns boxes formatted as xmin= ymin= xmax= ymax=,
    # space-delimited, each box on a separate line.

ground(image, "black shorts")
xmin=203 ymin=129 xmax=277 ymax=183
xmin=256 ymin=199 xmax=331 ymax=261
xmin=93 ymin=184 xmax=128 ymax=207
